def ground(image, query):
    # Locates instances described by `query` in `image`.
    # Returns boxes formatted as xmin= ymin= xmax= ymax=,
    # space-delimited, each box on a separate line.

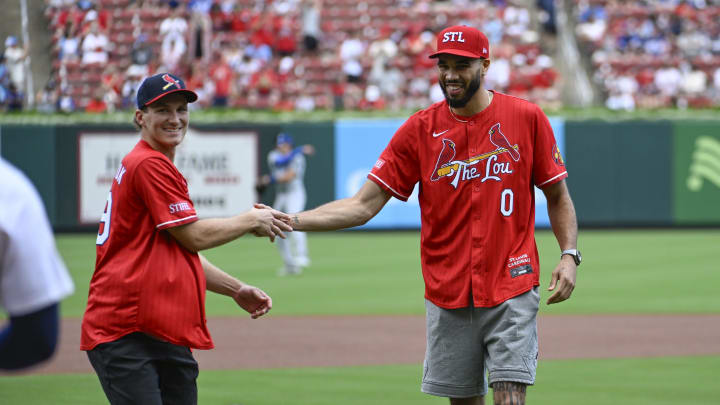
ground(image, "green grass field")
xmin=57 ymin=229 xmax=720 ymax=317
xmin=2 ymin=229 xmax=719 ymax=404
xmin=1 ymin=356 xmax=718 ymax=404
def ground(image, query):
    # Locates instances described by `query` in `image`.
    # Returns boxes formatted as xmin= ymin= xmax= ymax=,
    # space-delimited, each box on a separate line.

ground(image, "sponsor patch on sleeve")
xmin=509 ymin=265 xmax=534 ymax=278
xmin=374 ymin=159 xmax=385 ymax=169
xmin=169 ymin=201 xmax=192 ymax=214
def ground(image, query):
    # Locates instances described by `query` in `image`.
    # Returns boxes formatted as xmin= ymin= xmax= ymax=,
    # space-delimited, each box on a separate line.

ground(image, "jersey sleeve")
xmin=532 ymin=106 xmax=568 ymax=188
xmin=133 ymin=157 xmax=199 ymax=230
xmin=367 ymin=117 xmax=421 ymax=201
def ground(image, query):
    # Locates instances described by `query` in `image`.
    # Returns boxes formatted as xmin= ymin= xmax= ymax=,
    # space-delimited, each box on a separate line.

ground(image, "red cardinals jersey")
xmin=369 ymin=92 xmax=567 ymax=308
xmin=81 ymin=140 xmax=213 ymax=350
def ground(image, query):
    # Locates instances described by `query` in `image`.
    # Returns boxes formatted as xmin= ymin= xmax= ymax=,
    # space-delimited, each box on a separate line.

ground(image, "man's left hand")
xmin=546 ymin=256 xmax=577 ymax=305
xmin=233 ymin=285 xmax=272 ymax=319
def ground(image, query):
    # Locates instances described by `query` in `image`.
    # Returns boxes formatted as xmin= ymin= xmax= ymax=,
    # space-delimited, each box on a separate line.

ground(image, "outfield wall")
xmin=1 ymin=119 xmax=718 ymax=230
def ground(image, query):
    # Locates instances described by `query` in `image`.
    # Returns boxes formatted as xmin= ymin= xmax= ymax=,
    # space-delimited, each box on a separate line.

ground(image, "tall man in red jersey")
xmin=81 ymin=73 xmax=292 ymax=405
xmin=284 ymin=26 xmax=581 ymax=405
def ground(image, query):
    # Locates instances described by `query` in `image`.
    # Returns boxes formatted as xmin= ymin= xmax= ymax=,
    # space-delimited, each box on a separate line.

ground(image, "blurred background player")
xmin=258 ymin=133 xmax=314 ymax=275
xmin=0 ymin=157 xmax=74 ymax=371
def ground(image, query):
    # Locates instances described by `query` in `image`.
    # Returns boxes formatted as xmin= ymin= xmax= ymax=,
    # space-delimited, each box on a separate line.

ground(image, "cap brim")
xmin=429 ymin=49 xmax=484 ymax=59
xmin=143 ymin=89 xmax=198 ymax=107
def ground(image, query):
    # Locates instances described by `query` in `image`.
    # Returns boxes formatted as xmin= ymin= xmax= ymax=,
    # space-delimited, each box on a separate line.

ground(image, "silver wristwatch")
xmin=561 ymin=249 xmax=582 ymax=266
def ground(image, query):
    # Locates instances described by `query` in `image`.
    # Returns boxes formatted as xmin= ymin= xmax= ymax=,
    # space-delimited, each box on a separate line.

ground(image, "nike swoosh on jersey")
xmin=432 ymin=130 xmax=449 ymax=137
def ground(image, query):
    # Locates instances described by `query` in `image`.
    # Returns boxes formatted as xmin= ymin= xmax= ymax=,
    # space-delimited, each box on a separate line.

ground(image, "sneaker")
xmin=277 ymin=265 xmax=301 ymax=276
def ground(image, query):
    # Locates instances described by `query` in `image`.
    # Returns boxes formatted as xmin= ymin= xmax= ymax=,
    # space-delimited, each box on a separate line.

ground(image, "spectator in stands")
xmin=655 ymin=64 xmax=683 ymax=100
xmin=234 ymin=51 xmax=262 ymax=94
xmin=368 ymin=60 xmax=405 ymax=109
xmin=188 ymin=0 xmax=213 ymax=64
xmin=159 ymin=5 xmax=189 ymax=72
xmin=676 ymin=21 xmax=712 ymax=58
xmin=339 ymin=30 xmax=366 ymax=83
xmin=485 ymin=44 xmax=511 ymax=92
xmin=161 ymin=33 xmax=187 ymax=73
xmin=680 ymin=62 xmax=708 ymax=96
xmin=81 ymin=2 xmax=111 ymax=32
xmin=711 ymin=66 xmax=720 ymax=103
xmin=359 ymin=84 xmax=386 ymax=110
xmin=245 ymin=30 xmax=273 ymax=64
xmin=301 ymin=0 xmax=322 ymax=53
xmin=331 ymin=72 xmax=345 ymax=110
xmin=5 ymin=83 xmax=23 ymax=112
xmin=368 ymin=27 xmax=398 ymax=85
xmin=80 ymin=21 xmax=109 ymax=65
xmin=56 ymin=22 xmax=80 ymax=62
xmin=536 ymin=0 xmax=557 ymax=34
xmin=503 ymin=0 xmax=531 ymax=39
xmin=576 ymin=13 xmax=606 ymax=45
xmin=209 ymin=53 xmax=235 ymax=107
xmin=295 ymin=92 xmax=316 ymax=112
xmin=250 ymin=65 xmax=278 ymax=98
xmin=55 ymin=1 xmax=86 ymax=35
xmin=36 ymin=79 xmax=59 ymax=114
xmin=275 ymin=18 xmax=297 ymax=57
xmin=128 ymin=34 xmax=153 ymax=78
xmin=57 ymin=88 xmax=75 ymax=113
xmin=160 ymin=5 xmax=188 ymax=48
xmin=406 ymin=71 xmax=431 ymax=110
xmin=85 ymin=88 xmax=108 ymax=113
xmin=101 ymin=65 xmax=122 ymax=112
xmin=3 ymin=36 xmax=28 ymax=102
xmin=606 ymin=88 xmax=635 ymax=111
xmin=121 ymin=70 xmax=144 ymax=109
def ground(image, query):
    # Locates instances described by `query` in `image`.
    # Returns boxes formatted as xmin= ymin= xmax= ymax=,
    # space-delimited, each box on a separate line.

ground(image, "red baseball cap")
xmin=429 ymin=25 xmax=490 ymax=59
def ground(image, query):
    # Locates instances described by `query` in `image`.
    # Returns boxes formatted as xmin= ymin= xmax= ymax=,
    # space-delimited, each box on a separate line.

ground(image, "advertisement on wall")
xmin=335 ymin=119 xmax=419 ymax=229
xmin=334 ymin=117 xmax=565 ymax=230
xmin=673 ymin=123 xmax=720 ymax=224
xmin=79 ymin=130 xmax=258 ymax=224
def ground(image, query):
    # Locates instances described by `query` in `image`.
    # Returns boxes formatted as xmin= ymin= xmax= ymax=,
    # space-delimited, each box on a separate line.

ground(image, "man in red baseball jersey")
xmin=81 ymin=72 xmax=292 ymax=405
xmin=284 ymin=26 xmax=580 ymax=405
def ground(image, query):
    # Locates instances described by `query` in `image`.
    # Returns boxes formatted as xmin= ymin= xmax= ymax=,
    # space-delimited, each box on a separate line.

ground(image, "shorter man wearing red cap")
xmin=279 ymin=26 xmax=581 ymax=404
xmin=81 ymin=73 xmax=293 ymax=405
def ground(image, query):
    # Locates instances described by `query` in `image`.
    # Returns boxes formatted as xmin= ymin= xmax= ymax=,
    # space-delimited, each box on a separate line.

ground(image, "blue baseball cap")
xmin=136 ymin=73 xmax=198 ymax=109
xmin=277 ymin=132 xmax=294 ymax=146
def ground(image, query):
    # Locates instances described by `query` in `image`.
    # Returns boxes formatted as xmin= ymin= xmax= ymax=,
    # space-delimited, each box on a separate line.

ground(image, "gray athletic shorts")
xmin=421 ymin=287 xmax=540 ymax=398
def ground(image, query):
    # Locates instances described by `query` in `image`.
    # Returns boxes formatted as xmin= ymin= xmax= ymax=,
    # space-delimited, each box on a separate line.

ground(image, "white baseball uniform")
xmin=0 ymin=158 xmax=74 ymax=317
xmin=268 ymin=150 xmax=309 ymax=271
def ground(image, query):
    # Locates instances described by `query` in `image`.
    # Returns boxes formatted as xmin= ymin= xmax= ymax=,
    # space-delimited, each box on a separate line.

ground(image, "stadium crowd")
xmin=1 ymin=0 xmax=719 ymax=112
xmin=575 ymin=0 xmax=720 ymax=110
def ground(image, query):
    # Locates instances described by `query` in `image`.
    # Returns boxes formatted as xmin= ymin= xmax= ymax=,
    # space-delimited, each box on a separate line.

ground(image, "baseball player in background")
xmin=271 ymin=26 xmax=581 ymax=405
xmin=258 ymin=133 xmax=314 ymax=275
xmin=0 ymin=157 xmax=75 ymax=371
xmin=81 ymin=73 xmax=292 ymax=405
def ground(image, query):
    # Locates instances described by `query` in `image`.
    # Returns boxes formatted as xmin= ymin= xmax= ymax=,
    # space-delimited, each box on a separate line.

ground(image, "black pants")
xmin=87 ymin=332 xmax=199 ymax=405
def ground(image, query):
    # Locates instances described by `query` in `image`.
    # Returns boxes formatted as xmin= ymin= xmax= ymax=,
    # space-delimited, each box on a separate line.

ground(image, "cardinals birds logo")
xmin=431 ymin=138 xmax=456 ymax=181
xmin=162 ymin=74 xmax=181 ymax=90
xmin=489 ymin=123 xmax=520 ymax=162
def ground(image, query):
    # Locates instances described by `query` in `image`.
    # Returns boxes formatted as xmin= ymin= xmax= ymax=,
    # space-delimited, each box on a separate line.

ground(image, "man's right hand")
xmin=248 ymin=205 xmax=293 ymax=242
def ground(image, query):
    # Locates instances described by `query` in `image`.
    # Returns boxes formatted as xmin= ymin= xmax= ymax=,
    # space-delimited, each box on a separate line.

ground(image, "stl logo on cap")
xmin=442 ymin=31 xmax=466 ymax=43
xmin=429 ymin=25 xmax=490 ymax=60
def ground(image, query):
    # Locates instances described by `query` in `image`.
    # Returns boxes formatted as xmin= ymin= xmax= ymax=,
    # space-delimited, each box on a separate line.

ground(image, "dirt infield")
xmin=19 ymin=314 xmax=720 ymax=374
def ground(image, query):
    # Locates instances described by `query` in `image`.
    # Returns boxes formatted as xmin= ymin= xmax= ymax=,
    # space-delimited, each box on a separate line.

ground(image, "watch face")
xmin=575 ymin=251 xmax=582 ymax=265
